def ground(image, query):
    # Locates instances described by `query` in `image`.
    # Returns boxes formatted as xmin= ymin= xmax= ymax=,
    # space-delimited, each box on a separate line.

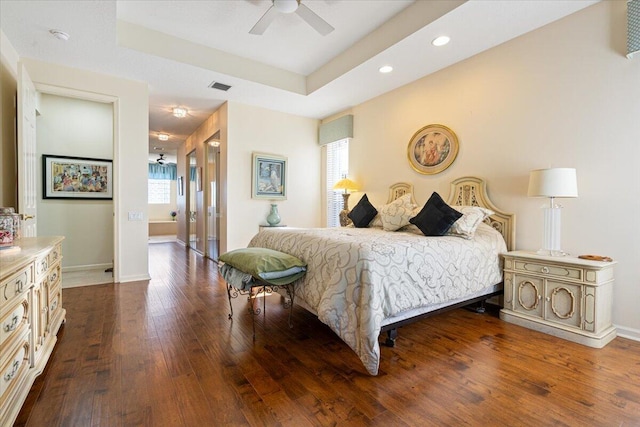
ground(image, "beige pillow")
xmin=447 ymin=205 xmax=494 ymax=239
xmin=379 ymin=194 xmax=417 ymax=231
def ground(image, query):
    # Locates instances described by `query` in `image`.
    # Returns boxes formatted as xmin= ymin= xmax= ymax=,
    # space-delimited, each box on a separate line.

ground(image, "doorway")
xmin=205 ymin=133 xmax=220 ymax=261
xmin=187 ymin=149 xmax=197 ymax=251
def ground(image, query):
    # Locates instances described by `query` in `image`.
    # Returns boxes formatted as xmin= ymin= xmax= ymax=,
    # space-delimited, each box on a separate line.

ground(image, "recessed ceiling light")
xmin=158 ymin=133 xmax=169 ymax=141
xmin=172 ymin=107 xmax=187 ymax=118
xmin=379 ymin=65 xmax=393 ymax=74
xmin=432 ymin=36 xmax=450 ymax=47
xmin=49 ymin=29 xmax=70 ymax=41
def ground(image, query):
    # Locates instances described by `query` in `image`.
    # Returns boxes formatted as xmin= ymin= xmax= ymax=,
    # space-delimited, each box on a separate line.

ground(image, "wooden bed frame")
xmin=380 ymin=176 xmax=516 ymax=346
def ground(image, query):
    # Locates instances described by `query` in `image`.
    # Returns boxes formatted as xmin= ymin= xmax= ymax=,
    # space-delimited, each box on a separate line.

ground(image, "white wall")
xmin=36 ymin=93 xmax=114 ymax=270
xmin=349 ymin=1 xmax=640 ymax=337
xmin=22 ymin=58 xmax=150 ymax=283
xmin=226 ymin=102 xmax=321 ymax=250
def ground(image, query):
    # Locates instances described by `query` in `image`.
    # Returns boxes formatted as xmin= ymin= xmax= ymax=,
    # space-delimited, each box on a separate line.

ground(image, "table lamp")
xmin=528 ymin=168 xmax=578 ymax=256
xmin=333 ymin=178 xmax=359 ymax=227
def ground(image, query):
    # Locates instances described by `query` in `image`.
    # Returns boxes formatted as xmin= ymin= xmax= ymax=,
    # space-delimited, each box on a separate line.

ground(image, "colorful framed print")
xmin=42 ymin=154 xmax=113 ymax=199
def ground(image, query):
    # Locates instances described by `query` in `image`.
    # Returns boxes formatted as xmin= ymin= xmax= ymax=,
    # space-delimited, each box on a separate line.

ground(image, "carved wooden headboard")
xmin=387 ymin=177 xmax=516 ymax=251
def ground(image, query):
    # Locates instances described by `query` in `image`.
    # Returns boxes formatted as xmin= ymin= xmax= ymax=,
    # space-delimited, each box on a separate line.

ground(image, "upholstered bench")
xmin=218 ymin=247 xmax=306 ymax=339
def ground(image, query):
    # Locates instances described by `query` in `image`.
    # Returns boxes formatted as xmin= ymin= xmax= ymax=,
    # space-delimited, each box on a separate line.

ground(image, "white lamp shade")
xmin=528 ymin=168 xmax=578 ymax=198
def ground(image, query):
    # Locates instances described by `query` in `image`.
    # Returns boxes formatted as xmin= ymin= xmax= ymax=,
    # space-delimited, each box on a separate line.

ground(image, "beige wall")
xmin=349 ymin=1 xmax=640 ymax=337
xmin=179 ymin=101 xmax=321 ymax=254
xmin=36 ymin=93 xmax=114 ymax=270
xmin=226 ymin=102 xmax=321 ymax=251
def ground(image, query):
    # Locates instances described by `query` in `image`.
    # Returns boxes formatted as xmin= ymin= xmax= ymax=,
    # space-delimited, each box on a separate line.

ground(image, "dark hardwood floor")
xmin=15 ymin=242 xmax=640 ymax=426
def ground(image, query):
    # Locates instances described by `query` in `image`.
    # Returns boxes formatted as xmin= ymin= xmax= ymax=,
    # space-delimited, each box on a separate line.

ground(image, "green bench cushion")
xmin=219 ymin=247 xmax=306 ymax=285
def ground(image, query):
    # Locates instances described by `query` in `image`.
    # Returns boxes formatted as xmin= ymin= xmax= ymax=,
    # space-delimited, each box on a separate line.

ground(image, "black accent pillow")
xmin=348 ymin=194 xmax=378 ymax=228
xmin=409 ymin=192 xmax=463 ymax=236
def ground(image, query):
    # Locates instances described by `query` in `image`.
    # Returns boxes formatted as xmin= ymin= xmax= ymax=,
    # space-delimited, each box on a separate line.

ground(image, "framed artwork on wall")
xmin=252 ymin=152 xmax=287 ymax=200
xmin=42 ymin=154 xmax=113 ymax=199
xmin=407 ymin=124 xmax=459 ymax=175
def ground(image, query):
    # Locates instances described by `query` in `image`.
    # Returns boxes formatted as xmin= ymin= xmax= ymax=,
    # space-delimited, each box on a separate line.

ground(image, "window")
xmin=148 ymin=179 xmax=171 ymax=204
xmin=326 ymin=138 xmax=349 ymax=227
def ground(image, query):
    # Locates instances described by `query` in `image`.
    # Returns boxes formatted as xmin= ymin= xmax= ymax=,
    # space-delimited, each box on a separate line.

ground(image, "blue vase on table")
xmin=266 ymin=204 xmax=281 ymax=226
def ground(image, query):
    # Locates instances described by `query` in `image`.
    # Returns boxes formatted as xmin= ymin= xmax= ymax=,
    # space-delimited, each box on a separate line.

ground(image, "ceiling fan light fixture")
xmin=172 ymin=107 xmax=188 ymax=118
xmin=158 ymin=133 xmax=169 ymax=141
xmin=432 ymin=35 xmax=450 ymax=47
xmin=273 ymin=0 xmax=299 ymax=14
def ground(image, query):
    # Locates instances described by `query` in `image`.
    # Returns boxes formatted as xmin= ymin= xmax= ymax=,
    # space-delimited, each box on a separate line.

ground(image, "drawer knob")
xmin=541 ymin=266 xmax=550 ymax=274
xmin=4 ymin=360 xmax=20 ymax=382
xmin=4 ymin=315 xmax=19 ymax=332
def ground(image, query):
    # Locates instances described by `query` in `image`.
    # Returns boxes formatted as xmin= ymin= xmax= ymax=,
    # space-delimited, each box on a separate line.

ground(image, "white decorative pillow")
xmin=368 ymin=213 xmax=383 ymax=228
xmin=447 ymin=205 xmax=494 ymax=239
xmin=379 ymin=194 xmax=417 ymax=231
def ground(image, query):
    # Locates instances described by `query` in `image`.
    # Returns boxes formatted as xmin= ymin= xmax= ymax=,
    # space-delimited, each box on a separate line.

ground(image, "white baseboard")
xmin=117 ymin=274 xmax=151 ymax=283
xmin=615 ymin=325 xmax=640 ymax=342
xmin=62 ymin=263 xmax=112 ymax=273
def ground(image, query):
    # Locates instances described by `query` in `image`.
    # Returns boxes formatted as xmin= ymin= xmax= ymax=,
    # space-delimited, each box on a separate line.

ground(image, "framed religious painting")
xmin=407 ymin=124 xmax=459 ymax=175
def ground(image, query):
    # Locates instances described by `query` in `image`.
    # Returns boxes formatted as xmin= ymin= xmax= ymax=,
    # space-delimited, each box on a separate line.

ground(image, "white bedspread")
xmin=248 ymin=223 xmax=506 ymax=375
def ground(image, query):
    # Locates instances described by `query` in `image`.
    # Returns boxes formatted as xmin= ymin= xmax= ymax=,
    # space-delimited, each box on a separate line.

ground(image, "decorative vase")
xmin=266 ymin=204 xmax=281 ymax=226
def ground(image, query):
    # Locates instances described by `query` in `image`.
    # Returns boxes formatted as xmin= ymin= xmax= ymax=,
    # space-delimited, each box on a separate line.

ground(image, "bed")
xmin=247 ymin=176 xmax=515 ymax=375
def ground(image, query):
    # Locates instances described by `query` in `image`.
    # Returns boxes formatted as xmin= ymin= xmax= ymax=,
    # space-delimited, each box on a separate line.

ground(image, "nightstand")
xmin=258 ymin=224 xmax=287 ymax=232
xmin=500 ymin=250 xmax=616 ymax=348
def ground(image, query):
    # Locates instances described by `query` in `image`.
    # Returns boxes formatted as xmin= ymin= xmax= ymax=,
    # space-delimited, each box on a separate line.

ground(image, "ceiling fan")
xmin=250 ymin=0 xmax=334 ymax=36
xmin=156 ymin=153 xmax=166 ymax=165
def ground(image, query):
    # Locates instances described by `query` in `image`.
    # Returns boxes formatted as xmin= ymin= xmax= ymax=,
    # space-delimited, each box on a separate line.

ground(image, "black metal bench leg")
xmin=226 ymin=283 xmax=235 ymax=320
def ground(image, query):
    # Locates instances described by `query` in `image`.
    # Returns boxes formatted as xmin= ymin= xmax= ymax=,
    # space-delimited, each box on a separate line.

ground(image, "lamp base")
xmin=536 ymin=248 xmax=569 ymax=257
xmin=339 ymin=193 xmax=352 ymax=227
xmin=339 ymin=209 xmax=352 ymax=227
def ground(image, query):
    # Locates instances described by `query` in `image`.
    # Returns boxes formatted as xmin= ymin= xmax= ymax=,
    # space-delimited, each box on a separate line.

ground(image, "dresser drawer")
xmin=48 ymin=263 xmax=61 ymax=289
xmin=0 ymin=297 xmax=29 ymax=348
xmin=49 ymin=244 xmax=62 ymax=265
xmin=513 ymin=259 xmax=583 ymax=281
xmin=0 ymin=335 xmax=29 ymax=405
xmin=1 ymin=266 xmax=32 ymax=307
xmin=35 ymin=253 xmax=49 ymax=279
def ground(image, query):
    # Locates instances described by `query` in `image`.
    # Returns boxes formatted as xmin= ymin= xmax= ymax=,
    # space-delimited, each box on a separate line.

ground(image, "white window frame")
xmin=325 ymin=138 xmax=349 ymax=227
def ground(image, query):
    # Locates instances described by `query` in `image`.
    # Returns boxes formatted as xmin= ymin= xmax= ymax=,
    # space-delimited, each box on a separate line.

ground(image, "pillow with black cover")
xmin=409 ymin=192 xmax=463 ymax=236
xmin=348 ymin=194 xmax=378 ymax=228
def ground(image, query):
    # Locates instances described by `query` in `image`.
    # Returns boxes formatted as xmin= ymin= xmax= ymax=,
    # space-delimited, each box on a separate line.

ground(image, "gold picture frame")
xmin=407 ymin=124 xmax=459 ymax=175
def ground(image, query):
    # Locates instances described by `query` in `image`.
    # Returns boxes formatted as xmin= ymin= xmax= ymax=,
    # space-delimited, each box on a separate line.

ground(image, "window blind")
xmin=326 ymin=139 xmax=349 ymax=227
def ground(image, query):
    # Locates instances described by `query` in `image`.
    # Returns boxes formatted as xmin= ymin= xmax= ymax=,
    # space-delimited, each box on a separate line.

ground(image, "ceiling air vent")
xmin=208 ymin=81 xmax=232 ymax=91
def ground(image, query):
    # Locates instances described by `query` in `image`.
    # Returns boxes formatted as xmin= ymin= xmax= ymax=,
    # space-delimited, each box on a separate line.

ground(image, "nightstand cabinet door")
xmin=511 ymin=274 xmax=544 ymax=319
xmin=545 ymin=280 xmax=582 ymax=329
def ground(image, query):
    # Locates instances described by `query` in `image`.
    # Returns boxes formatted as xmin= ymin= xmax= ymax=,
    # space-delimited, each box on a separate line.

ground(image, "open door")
xmin=17 ymin=62 xmax=37 ymax=236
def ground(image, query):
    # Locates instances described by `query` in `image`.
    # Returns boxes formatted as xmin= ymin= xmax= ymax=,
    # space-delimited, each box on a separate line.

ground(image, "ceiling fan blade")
xmin=295 ymin=3 xmax=334 ymax=36
xmin=249 ymin=5 xmax=279 ymax=35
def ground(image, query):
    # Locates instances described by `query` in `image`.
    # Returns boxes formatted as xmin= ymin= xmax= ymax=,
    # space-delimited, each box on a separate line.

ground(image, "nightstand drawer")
xmin=513 ymin=259 xmax=582 ymax=281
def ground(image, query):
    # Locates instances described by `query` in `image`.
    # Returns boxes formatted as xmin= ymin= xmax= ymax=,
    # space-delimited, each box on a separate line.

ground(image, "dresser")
xmin=501 ymin=250 xmax=616 ymax=348
xmin=0 ymin=236 xmax=66 ymax=425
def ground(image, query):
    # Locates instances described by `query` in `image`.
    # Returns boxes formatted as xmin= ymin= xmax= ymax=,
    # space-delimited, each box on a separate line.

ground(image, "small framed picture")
xmin=42 ymin=154 xmax=113 ymax=199
xmin=252 ymin=152 xmax=287 ymax=200
xmin=407 ymin=124 xmax=459 ymax=175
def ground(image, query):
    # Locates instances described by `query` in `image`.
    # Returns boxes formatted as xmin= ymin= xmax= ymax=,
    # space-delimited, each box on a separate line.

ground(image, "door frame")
xmin=33 ymin=83 xmax=120 ymax=281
